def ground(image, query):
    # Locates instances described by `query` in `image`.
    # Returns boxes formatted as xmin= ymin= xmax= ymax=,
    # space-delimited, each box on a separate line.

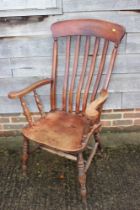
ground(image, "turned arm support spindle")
xmin=20 ymin=97 xmax=33 ymax=127
xmin=8 ymin=78 xmax=53 ymax=125
xmin=33 ymin=90 xmax=45 ymax=117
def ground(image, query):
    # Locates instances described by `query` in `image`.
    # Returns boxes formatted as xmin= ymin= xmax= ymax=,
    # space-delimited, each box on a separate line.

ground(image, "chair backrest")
xmin=50 ymin=19 xmax=125 ymax=113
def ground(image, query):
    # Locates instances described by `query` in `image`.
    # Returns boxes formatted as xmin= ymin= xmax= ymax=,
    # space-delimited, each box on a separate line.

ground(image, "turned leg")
xmin=22 ymin=136 xmax=29 ymax=175
xmin=77 ymin=152 xmax=87 ymax=206
xmin=94 ymin=132 xmax=102 ymax=150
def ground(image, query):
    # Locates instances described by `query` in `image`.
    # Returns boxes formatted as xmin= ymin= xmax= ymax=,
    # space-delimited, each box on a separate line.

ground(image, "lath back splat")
xmin=51 ymin=19 xmax=125 ymax=113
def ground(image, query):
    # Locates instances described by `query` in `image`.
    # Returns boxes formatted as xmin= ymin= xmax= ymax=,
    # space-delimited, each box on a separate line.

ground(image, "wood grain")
xmin=0 ymin=0 xmax=62 ymax=17
xmin=126 ymin=33 xmax=140 ymax=54
xmin=51 ymin=19 xmax=125 ymax=44
xmin=10 ymin=53 xmax=140 ymax=79
xmin=63 ymin=0 xmax=140 ymax=12
xmin=0 ymin=35 xmax=126 ymax=59
xmin=0 ymin=0 xmax=56 ymax=10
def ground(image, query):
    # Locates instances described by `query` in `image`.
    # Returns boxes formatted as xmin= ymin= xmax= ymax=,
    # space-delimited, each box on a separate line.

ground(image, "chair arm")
xmin=85 ymin=89 xmax=109 ymax=119
xmin=8 ymin=78 xmax=53 ymax=99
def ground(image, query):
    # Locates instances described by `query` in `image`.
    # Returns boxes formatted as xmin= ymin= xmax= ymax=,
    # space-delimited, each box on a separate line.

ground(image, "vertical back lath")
xmin=104 ymin=46 xmax=118 ymax=90
xmin=69 ymin=35 xmax=81 ymax=112
xmin=62 ymin=36 xmax=71 ymax=111
xmin=51 ymin=39 xmax=58 ymax=110
xmin=50 ymin=19 xmax=125 ymax=112
xmin=91 ymin=40 xmax=109 ymax=102
xmin=82 ymin=37 xmax=100 ymax=112
xmin=76 ymin=36 xmax=90 ymax=113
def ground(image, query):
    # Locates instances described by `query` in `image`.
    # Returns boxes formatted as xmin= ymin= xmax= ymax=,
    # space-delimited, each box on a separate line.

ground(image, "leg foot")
xmin=77 ymin=153 xmax=87 ymax=206
xmin=22 ymin=137 xmax=29 ymax=175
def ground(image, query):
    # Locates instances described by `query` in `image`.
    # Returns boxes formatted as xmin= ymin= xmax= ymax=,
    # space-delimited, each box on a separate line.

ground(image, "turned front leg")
xmin=22 ymin=137 xmax=29 ymax=175
xmin=77 ymin=152 xmax=87 ymax=205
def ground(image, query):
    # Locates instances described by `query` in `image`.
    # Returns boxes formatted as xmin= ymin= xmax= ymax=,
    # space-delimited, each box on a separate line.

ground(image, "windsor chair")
xmin=8 ymin=19 xmax=125 ymax=205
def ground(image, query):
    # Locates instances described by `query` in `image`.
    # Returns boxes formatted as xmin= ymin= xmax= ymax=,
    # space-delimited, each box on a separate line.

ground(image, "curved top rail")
xmin=51 ymin=19 xmax=125 ymax=44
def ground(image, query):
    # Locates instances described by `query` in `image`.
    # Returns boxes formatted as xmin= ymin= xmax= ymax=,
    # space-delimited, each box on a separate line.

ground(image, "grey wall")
xmin=0 ymin=0 xmax=140 ymax=113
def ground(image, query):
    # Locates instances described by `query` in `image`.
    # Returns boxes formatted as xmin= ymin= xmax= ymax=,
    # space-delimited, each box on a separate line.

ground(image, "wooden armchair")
xmin=8 ymin=19 xmax=125 ymax=205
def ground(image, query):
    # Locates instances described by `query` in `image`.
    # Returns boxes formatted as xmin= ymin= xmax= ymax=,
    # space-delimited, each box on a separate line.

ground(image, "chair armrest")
xmin=85 ymin=89 xmax=109 ymax=119
xmin=8 ymin=78 xmax=53 ymax=99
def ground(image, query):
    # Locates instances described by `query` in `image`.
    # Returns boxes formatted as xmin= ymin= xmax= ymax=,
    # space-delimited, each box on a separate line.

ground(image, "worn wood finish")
xmin=51 ymin=40 xmax=58 ymax=110
xmin=85 ymin=142 xmax=99 ymax=173
xmin=22 ymin=136 xmax=30 ymax=175
xmin=69 ymin=35 xmax=80 ymax=112
xmin=20 ymin=97 xmax=33 ymax=127
xmin=91 ymin=40 xmax=109 ymax=101
xmin=77 ymin=152 xmax=87 ymax=205
xmin=8 ymin=79 xmax=52 ymax=99
xmin=33 ymin=90 xmax=45 ymax=117
xmin=62 ymin=36 xmax=71 ymax=111
xmin=76 ymin=36 xmax=90 ymax=113
xmin=41 ymin=146 xmax=77 ymax=161
xmin=52 ymin=20 xmax=124 ymax=113
xmin=81 ymin=123 xmax=102 ymax=149
xmin=85 ymin=89 xmax=108 ymax=119
xmin=104 ymin=47 xmax=118 ymax=89
xmin=51 ymin=19 xmax=125 ymax=44
xmin=8 ymin=19 xmax=125 ymax=203
xmin=23 ymin=111 xmax=92 ymax=153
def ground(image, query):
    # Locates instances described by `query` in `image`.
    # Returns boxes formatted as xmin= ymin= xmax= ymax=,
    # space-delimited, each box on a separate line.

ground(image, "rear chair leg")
xmin=94 ymin=132 xmax=102 ymax=150
xmin=22 ymin=136 xmax=29 ymax=175
xmin=77 ymin=152 xmax=87 ymax=207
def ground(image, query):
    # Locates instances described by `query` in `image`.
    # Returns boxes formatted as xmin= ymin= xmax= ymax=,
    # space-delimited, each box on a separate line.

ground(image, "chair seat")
xmin=22 ymin=111 xmax=92 ymax=152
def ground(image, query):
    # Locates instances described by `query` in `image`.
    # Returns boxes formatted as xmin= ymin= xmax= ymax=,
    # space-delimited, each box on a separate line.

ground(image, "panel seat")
xmin=22 ymin=111 xmax=94 ymax=152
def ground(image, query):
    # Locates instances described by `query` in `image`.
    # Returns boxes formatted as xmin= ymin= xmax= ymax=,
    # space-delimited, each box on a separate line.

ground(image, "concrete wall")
xmin=0 ymin=0 xmax=140 ymax=113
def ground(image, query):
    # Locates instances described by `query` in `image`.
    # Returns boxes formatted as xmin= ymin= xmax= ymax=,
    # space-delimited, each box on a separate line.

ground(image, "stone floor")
xmin=0 ymin=132 xmax=140 ymax=210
